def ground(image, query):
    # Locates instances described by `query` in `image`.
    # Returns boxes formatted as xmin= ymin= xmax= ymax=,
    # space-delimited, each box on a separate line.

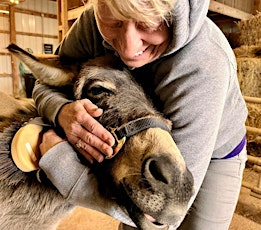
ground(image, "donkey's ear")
xmin=7 ymin=43 xmax=79 ymax=87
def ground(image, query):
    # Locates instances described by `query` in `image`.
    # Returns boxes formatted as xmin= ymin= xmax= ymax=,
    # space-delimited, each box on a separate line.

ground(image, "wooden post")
xmin=57 ymin=0 xmax=68 ymax=42
xmin=253 ymin=0 xmax=261 ymax=14
xmin=9 ymin=5 xmax=19 ymax=98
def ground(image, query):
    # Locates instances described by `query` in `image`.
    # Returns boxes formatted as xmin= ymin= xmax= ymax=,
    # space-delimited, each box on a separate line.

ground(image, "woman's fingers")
xmin=57 ymin=99 xmax=115 ymax=163
xmin=79 ymin=99 xmax=115 ymax=146
xmin=40 ymin=129 xmax=65 ymax=156
xmin=76 ymin=126 xmax=114 ymax=159
xmin=75 ymin=141 xmax=104 ymax=163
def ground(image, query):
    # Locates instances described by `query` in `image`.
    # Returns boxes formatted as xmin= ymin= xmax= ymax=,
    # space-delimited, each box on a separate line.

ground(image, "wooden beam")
xmin=0 ymin=29 xmax=9 ymax=34
xmin=68 ymin=6 xmax=85 ymax=20
xmin=248 ymin=155 xmax=261 ymax=166
xmin=0 ymin=5 xmax=57 ymax=19
xmin=0 ymin=52 xmax=10 ymax=55
xmin=0 ymin=5 xmax=9 ymax=11
xmin=14 ymin=7 xmax=57 ymax=19
xmin=15 ymin=31 xmax=58 ymax=39
xmin=34 ymin=54 xmax=57 ymax=59
xmin=244 ymin=96 xmax=261 ymax=104
xmin=253 ymin=0 xmax=261 ymax=14
xmin=246 ymin=126 xmax=261 ymax=135
xmin=209 ymin=0 xmax=253 ymax=20
xmin=61 ymin=0 xmax=68 ymax=38
xmin=9 ymin=5 xmax=19 ymax=97
xmin=0 ymin=73 xmax=12 ymax=77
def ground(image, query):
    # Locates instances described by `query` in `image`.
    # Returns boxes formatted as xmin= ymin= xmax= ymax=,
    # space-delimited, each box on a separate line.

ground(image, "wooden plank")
xmin=9 ymin=5 xmax=19 ymax=97
xmin=34 ymin=54 xmax=58 ymax=59
xmin=234 ymin=0 xmax=254 ymax=13
xmin=61 ymin=0 xmax=68 ymax=39
xmin=14 ymin=7 xmax=57 ymax=19
xmin=15 ymin=31 xmax=58 ymax=39
xmin=0 ymin=29 xmax=9 ymax=34
xmin=209 ymin=0 xmax=253 ymax=20
xmin=68 ymin=6 xmax=85 ymax=20
xmin=253 ymin=0 xmax=261 ymax=13
xmin=0 ymin=6 xmax=57 ymax=19
xmin=246 ymin=126 xmax=261 ymax=135
xmin=0 ymin=73 xmax=12 ymax=77
xmin=0 ymin=12 xmax=9 ymax=17
xmin=244 ymin=96 xmax=261 ymax=104
xmin=67 ymin=0 xmax=84 ymax=10
xmin=0 ymin=52 xmax=10 ymax=55
xmin=248 ymin=155 xmax=261 ymax=166
xmin=0 ymin=5 xmax=9 ymax=11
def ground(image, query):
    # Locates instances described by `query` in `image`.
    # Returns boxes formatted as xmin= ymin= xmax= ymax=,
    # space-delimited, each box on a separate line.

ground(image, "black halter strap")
xmin=113 ymin=117 xmax=170 ymax=140
xmin=107 ymin=117 xmax=171 ymax=159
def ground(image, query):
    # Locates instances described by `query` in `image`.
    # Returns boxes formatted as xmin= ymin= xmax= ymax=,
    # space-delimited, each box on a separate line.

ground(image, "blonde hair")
xmin=86 ymin=0 xmax=176 ymax=27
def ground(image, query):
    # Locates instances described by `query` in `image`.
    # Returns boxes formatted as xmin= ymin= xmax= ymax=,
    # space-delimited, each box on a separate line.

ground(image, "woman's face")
xmin=95 ymin=3 xmax=170 ymax=68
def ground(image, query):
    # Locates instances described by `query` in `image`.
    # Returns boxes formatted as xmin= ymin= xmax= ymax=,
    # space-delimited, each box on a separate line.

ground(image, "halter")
xmin=107 ymin=117 xmax=171 ymax=159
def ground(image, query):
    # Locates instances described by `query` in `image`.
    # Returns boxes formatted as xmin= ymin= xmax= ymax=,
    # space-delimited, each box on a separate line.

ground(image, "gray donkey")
xmin=0 ymin=44 xmax=193 ymax=230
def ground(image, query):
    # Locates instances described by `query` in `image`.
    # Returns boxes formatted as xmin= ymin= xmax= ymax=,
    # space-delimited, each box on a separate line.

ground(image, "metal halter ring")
xmin=76 ymin=139 xmax=83 ymax=149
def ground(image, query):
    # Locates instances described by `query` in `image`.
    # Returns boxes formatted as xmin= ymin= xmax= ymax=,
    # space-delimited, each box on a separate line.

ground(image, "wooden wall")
xmin=209 ymin=0 xmax=261 ymax=48
xmin=214 ymin=0 xmax=257 ymax=13
xmin=0 ymin=0 xmax=57 ymax=96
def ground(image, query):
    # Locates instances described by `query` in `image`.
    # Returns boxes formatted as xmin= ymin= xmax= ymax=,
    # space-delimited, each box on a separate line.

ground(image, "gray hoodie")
xmin=36 ymin=0 xmax=247 ymax=228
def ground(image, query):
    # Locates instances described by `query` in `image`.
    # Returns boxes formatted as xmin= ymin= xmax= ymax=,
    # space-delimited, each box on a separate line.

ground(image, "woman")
xmin=34 ymin=0 xmax=248 ymax=229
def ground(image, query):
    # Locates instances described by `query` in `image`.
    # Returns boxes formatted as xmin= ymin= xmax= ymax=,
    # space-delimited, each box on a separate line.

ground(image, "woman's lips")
xmin=134 ymin=50 xmax=144 ymax=57
xmin=133 ymin=47 xmax=149 ymax=58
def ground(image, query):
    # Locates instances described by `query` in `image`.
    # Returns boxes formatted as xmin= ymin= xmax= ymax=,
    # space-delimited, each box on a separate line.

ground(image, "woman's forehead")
xmin=97 ymin=1 xmax=131 ymax=20
xmin=96 ymin=0 xmax=162 ymax=24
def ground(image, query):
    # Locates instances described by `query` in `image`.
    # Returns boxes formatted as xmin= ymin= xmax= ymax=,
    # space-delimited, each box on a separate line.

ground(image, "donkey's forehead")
xmin=79 ymin=66 xmax=131 ymax=83
xmin=74 ymin=65 xmax=132 ymax=99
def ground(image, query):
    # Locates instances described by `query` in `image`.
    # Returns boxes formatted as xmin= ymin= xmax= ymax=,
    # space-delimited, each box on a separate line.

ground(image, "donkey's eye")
xmin=89 ymin=86 xmax=114 ymax=97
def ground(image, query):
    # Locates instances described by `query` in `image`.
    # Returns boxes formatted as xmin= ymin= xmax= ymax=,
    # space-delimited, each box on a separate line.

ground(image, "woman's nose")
xmin=119 ymin=21 xmax=142 ymax=57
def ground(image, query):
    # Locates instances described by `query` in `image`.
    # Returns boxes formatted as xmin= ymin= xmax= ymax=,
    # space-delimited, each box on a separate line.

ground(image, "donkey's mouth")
xmin=144 ymin=213 xmax=168 ymax=229
xmin=120 ymin=186 xmax=167 ymax=229
xmin=126 ymin=203 xmax=168 ymax=230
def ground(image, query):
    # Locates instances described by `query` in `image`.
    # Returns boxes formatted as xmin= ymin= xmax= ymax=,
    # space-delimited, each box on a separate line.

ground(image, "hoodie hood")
xmin=164 ymin=0 xmax=210 ymax=54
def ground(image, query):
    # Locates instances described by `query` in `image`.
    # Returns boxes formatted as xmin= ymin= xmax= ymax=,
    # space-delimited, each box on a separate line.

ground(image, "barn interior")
xmin=0 ymin=0 xmax=260 ymax=229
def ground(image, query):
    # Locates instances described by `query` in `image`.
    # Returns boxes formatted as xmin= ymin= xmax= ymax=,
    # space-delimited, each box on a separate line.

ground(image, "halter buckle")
xmin=106 ymin=128 xmax=126 ymax=159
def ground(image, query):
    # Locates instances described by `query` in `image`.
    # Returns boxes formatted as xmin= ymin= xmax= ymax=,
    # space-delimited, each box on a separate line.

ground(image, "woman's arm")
xmin=39 ymin=129 xmax=135 ymax=227
xmin=32 ymin=7 xmax=114 ymax=162
xmin=32 ymin=80 xmax=73 ymax=126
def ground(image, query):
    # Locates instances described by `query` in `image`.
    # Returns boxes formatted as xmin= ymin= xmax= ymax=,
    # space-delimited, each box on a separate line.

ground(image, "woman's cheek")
xmin=98 ymin=25 xmax=117 ymax=42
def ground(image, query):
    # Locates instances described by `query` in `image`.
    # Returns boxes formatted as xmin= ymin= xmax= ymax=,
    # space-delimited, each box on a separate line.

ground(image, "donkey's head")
xmin=7 ymin=44 xmax=194 ymax=230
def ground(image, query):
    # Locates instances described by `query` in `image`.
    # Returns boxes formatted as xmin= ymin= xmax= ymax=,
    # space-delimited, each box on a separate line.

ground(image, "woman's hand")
xmin=40 ymin=129 xmax=65 ymax=156
xmin=57 ymin=99 xmax=115 ymax=163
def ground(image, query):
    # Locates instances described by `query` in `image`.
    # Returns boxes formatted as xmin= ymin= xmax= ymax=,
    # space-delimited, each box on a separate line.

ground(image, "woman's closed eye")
xmin=103 ymin=20 xmax=123 ymax=28
xmin=136 ymin=22 xmax=163 ymax=33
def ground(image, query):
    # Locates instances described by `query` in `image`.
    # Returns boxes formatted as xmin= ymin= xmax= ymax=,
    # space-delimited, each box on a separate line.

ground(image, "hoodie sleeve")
xmin=32 ymin=81 xmax=73 ymax=126
xmin=32 ymin=7 xmax=104 ymax=126
xmin=39 ymin=141 xmax=135 ymax=227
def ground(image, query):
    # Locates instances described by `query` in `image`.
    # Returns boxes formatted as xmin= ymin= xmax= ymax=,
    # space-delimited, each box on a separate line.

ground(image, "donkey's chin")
xmin=126 ymin=203 xmax=168 ymax=230
xmin=121 ymin=192 xmax=184 ymax=230
xmin=126 ymin=203 xmax=185 ymax=230
xmin=140 ymin=215 xmax=168 ymax=230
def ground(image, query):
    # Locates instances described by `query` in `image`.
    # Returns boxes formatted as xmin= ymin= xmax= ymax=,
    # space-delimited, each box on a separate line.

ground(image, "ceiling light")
xmin=9 ymin=0 xmax=20 ymax=4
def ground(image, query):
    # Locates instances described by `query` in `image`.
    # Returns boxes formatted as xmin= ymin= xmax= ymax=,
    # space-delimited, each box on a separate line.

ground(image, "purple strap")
xmin=222 ymin=136 xmax=246 ymax=159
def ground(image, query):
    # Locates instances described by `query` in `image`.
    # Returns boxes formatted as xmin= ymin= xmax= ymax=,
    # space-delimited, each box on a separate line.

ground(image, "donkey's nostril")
xmin=148 ymin=159 xmax=169 ymax=184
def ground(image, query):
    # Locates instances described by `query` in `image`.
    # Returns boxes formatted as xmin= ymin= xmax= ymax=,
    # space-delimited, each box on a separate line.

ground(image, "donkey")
xmin=0 ymin=44 xmax=194 ymax=230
